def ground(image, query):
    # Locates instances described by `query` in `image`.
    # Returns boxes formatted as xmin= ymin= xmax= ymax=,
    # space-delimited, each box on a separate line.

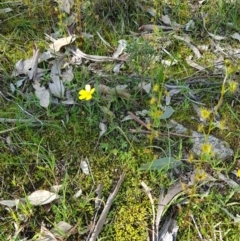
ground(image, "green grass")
xmin=0 ymin=0 xmax=240 ymax=240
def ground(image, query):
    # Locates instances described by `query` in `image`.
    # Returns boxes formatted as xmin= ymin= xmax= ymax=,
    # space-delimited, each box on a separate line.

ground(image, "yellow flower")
xmin=188 ymin=153 xmax=194 ymax=163
xmin=199 ymin=107 xmax=211 ymax=120
xmin=149 ymin=109 xmax=163 ymax=119
xmin=228 ymin=80 xmax=238 ymax=93
xmin=79 ymin=84 xmax=95 ymax=101
xmin=195 ymin=169 xmax=207 ymax=182
xmin=153 ymin=84 xmax=159 ymax=92
xmin=149 ymin=97 xmax=156 ymax=105
xmin=201 ymin=143 xmax=212 ymax=154
xmin=197 ymin=124 xmax=204 ymax=133
xmin=218 ymin=119 xmax=226 ymax=130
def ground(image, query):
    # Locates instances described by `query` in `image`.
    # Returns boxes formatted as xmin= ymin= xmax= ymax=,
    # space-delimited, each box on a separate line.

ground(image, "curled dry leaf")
xmin=49 ymin=35 xmax=76 ymax=52
xmin=208 ymin=32 xmax=226 ymax=41
xmin=112 ymin=40 xmax=127 ymax=58
xmin=99 ymin=122 xmax=107 ymax=137
xmin=74 ymin=189 xmax=83 ymax=198
xmin=161 ymin=59 xmax=178 ymax=67
xmin=80 ymin=159 xmax=90 ymax=175
xmin=186 ymin=55 xmax=205 ymax=71
xmin=0 ymin=8 xmax=13 ymax=14
xmin=71 ymin=48 xmax=123 ymax=62
xmin=174 ymin=35 xmax=201 ymax=59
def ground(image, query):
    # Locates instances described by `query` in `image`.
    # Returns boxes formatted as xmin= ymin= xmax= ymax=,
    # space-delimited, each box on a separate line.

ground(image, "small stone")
xmin=191 ymin=131 xmax=233 ymax=161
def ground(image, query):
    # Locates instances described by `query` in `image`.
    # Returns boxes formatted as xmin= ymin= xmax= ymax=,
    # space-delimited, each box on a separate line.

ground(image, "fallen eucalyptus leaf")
xmin=33 ymin=81 xmax=50 ymax=108
xmin=140 ymin=157 xmax=181 ymax=171
xmin=137 ymin=82 xmax=151 ymax=94
xmin=27 ymin=190 xmax=59 ymax=206
xmin=51 ymin=221 xmax=73 ymax=238
xmin=0 ymin=199 xmax=20 ymax=208
xmin=160 ymin=106 xmax=174 ymax=119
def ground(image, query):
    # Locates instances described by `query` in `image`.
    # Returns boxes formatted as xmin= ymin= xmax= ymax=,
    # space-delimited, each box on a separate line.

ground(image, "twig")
xmin=129 ymin=128 xmax=192 ymax=138
xmin=0 ymin=127 xmax=18 ymax=134
xmin=127 ymin=111 xmax=151 ymax=130
xmin=0 ymin=118 xmax=39 ymax=124
xmin=141 ymin=181 xmax=155 ymax=241
xmin=0 ymin=91 xmax=43 ymax=125
xmin=88 ymin=172 xmax=125 ymax=241
xmin=190 ymin=213 xmax=205 ymax=241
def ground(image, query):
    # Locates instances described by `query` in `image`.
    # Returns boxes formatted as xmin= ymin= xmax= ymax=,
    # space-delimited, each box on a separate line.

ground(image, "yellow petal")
xmin=79 ymin=90 xmax=86 ymax=95
xmin=79 ymin=95 xmax=86 ymax=100
xmin=237 ymin=169 xmax=240 ymax=178
xmin=85 ymin=95 xmax=92 ymax=100
xmin=90 ymin=88 xmax=95 ymax=94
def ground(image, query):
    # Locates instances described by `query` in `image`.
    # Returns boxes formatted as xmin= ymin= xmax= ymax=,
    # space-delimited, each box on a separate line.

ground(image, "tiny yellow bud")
xmin=153 ymin=84 xmax=159 ymax=92
xmin=201 ymin=143 xmax=212 ymax=154
xmin=228 ymin=80 xmax=238 ymax=93
xmin=197 ymin=124 xmax=204 ymax=133
xmin=200 ymin=107 xmax=211 ymax=120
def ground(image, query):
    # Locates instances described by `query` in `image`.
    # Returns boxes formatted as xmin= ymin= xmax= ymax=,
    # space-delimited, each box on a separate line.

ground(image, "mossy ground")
xmin=1 ymin=0 xmax=240 ymax=240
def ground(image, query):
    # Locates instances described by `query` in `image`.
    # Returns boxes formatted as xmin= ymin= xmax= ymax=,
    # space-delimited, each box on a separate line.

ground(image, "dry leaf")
xmin=57 ymin=0 xmax=74 ymax=14
xmin=51 ymin=221 xmax=73 ymax=238
xmin=62 ymin=65 xmax=74 ymax=83
xmin=36 ymin=226 xmax=57 ymax=241
xmin=74 ymin=189 xmax=83 ymax=198
xmin=33 ymin=81 xmax=50 ymax=108
xmin=27 ymin=190 xmax=59 ymax=206
xmin=0 ymin=8 xmax=13 ymax=14
xmin=174 ymin=35 xmax=201 ymax=59
xmin=80 ymin=160 xmax=90 ymax=175
xmin=186 ymin=55 xmax=205 ymax=71
xmin=137 ymin=82 xmax=151 ymax=94
xmin=49 ymin=35 xmax=76 ymax=52
xmin=208 ymin=32 xmax=226 ymax=41
xmin=99 ymin=122 xmax=107 ymax=137
xmin=231 ymin=32 xmax=240 ymax=42
xmin=162 ymin=15 xmax=172 ymax=25
xmin=49 ymin=58 xmax=65 ymax=98
xmin=112 ymin=40 xmax=127 ymax=58
xmin=0 ymin=199 xmax=20 ymax=208
xmin=71 ymin=48 xmax=121 ymax=62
